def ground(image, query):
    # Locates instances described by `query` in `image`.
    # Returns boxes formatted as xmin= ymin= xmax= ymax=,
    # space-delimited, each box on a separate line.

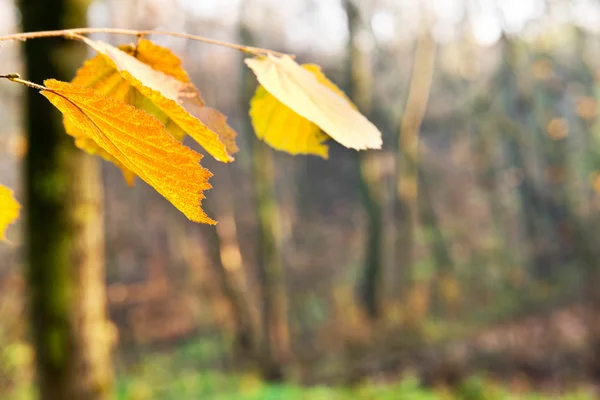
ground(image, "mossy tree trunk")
xmin=20 ymin=1 xmax=112 ymax=399
xmin=250 ymin=140 xmax=288 ymax=381
xmin=343 ymin=0 xmax=383 ymax=320
xmin=239 ymin=2 xmax=288 ymax=381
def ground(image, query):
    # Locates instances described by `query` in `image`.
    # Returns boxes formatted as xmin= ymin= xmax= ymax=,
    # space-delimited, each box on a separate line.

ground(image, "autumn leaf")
xmin=0 ymin=184 xmax=20 ymax=241
xmin=65 ymin=50 xmax=155 ymax=185
xmin=124 ymin=40 xmax=239 ymax=153
xmin=43 ymin=79 xmax=215 ymax=224
xmin=245 ymin=55 xmax=382 ymax=153
xmin=72 ymin=134 xmax=137 ymax=186
xmin=69 ymin=37 xmax=237 ymax=167
xmin=249 ymin=64 xmax=349 ymax=158
xmin=250 ymin=84 xmax=329 ymax=158
xmin=132 ymin=39 xmax=192 ymax=82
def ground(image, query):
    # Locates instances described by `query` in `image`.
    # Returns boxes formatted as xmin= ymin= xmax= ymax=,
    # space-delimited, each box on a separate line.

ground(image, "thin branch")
xmin=0 ymin=28 xmax=290 ymax=57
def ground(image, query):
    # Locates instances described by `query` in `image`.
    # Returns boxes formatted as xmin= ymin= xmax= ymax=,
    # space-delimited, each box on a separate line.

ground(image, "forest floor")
xmin=6 ymin=371 xmax=595 ymax=400
xmin=4 ymin=305 xmax=598 ymax=399
xmin=112 ymin=373 xmax=595 ymax=400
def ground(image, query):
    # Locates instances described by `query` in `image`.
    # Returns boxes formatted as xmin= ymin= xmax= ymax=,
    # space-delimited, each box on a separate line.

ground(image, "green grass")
xmin=5 ymin=367 xmax=595 ymax=399
xmin=116 ymin=370 xmax=436 ymax=400
xmin=3 ymin=337 xmax=595 ymax=399
xmin=108 ymin=337 xmax=594 ymax=399
xmin=113 ymin=354 xmax=594 ymax=400
xmin=113 ymin=371 xmax=594 ymax=400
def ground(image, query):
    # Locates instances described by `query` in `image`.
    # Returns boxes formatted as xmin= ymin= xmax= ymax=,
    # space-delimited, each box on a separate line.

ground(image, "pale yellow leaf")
xmin=248 ymin=63 xmax=351 ymax=158
xmin=0 ymin=184 xmax=20 ymax=241
xmin=43 ymin=79 xmax=215 ymax=224
xmin=245 ymin=55 xmax=382 ymax=151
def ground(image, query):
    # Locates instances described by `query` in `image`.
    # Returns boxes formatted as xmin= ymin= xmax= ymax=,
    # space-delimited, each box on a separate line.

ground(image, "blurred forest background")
xmin=2 ymin=0 xmax=600 ymax=398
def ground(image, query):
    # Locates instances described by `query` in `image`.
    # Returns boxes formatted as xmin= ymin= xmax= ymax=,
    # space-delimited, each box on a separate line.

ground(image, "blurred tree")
xmin=496 ymin=36 xmax=550 ymax=284
xmin=343 ymin=0 xmax=383 ymax=320
xmin=202 ymin=204 xmax=255 ymax=358
xmin=561 ymin=28 xmax=600 ymax=381
xmin=19 ymin=0 xmax=112 ymax=399
xmin=419 ymin=167 xmax=454 ymax=318
xmin=395 ymin=17 xmax=436 ymax=302
xmin=239 ymin=1 xmax=289 ymax=381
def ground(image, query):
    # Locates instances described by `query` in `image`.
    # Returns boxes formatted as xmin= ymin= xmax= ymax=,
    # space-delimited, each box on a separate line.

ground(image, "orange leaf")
xmin=0 ymin=184 xmax=20 ymax=241
xmin=133 ymin=39 xmax=192 ymax=83
xmin=65 ymin=49 xmax=140 ymax=185
xmin=133 ymin=40 xmax=239 ymax=155
xmin=66 ymin=39 xmax=238 ymax=184
xmin=42 ymin=79 xmax=215 ymax=224
xmin=77 ymin=37 xmax=237 ymax=161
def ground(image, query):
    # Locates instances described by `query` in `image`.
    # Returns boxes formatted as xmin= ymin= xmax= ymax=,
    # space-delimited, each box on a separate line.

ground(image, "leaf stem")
xmin=0 ymin=28 xmax=289 ymax=57
xmin=0 ymin=73 xmax=20 ymax=79
xmin=0 ymin=73 xmax=47 ymax=91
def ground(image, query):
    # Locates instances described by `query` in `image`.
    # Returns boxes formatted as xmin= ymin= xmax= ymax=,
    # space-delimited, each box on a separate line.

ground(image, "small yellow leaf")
xmin=133 ymin=40 xmax=192 ymax=83
xmin=245 ymin=55 xmax=382 ymax=151
xmin=0 ymin=184 xmax=20 ymax=241
xmin=42 ymin=79 xmax=215 ymax=224
xmin=76 ymin=37 xmax=237 ymax=162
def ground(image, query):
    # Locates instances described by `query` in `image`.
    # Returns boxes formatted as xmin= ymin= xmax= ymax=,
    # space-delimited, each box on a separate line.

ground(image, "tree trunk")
xmin=203 ymin=207 xmax=255 ymax=357
xmin=20 ymin=0 xmax=113 ymax=399
xmin=343 ymin=0 xmax=383 ymax=320
xmin=394 ymin=23 xmax=437 ymax=300
xmin=417 ymin=168 xmax=453 ymax=317
xmin=251 ymin=140 xmax=288 ymax=381
xmin=239 ymin=4 xmax=289 ymax=381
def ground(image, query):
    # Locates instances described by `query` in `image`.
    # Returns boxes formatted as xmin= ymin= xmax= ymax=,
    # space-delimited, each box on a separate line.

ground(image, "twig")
xmin=0 ymin=28 xmax=290 ymax=57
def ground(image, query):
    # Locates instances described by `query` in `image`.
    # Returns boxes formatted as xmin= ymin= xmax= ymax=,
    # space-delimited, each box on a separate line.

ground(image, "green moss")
xmin=45 ymin=326 xmax=67 ymax=369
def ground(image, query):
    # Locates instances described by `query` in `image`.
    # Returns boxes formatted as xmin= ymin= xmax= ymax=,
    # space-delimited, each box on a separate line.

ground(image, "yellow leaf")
xmin=124 ymin=40 xmax=239 ymax=156
xmin=249 ymin=64 xmax=348 ymax=158
xmin=0 ymin=184 xmax=20 ymax=241
xmin=73 ymin=134 xmax=137 ymax=186
xmin=63 ymin=52 xmax=137 ymax=184
xmin=250 ymin=85 xmax=328 ymax=158
xmin=133 ymin=40 xmax=192 ymax=83
xmin=42 ymin=79 xmax=215 ymax=224
xmin=74 ymin=37 xmax=237 ymax=163
xmin=245 ymin=55 xmax=382 ymax=151
xmin=183 ymin=105 xmax=239 ymax=156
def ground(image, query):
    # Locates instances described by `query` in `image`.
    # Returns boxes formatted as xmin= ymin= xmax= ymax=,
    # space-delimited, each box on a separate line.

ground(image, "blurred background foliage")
xmin=2 ymin=0 xmax=600 ymax=398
